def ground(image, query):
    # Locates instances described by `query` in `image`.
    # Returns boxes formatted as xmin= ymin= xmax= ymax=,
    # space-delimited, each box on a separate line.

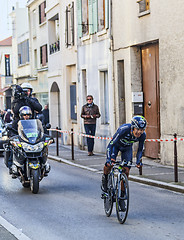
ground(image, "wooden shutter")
xmin=65 ymin=6 xmax=69 ymax=47
xmin=88 ymin=0 xmax=93 ymax=34
xmin=71 ymin=2 xmax=74 ymax=45
xmin=105 ymin=0 xmax=109 ymax=29
xmin=77 ymin=0 xmax=82 ymax=37
xmin=92 ymin=0 xmax=98 ymax=33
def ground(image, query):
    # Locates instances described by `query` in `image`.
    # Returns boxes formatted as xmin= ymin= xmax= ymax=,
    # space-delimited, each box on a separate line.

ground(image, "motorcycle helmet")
xmin=131 ymin=115 xmax=147 ymax=130
xmin=21 ymin=82 xmax=33 ymax=96
xmin=19 ymin=106 xmax=32 ymax=119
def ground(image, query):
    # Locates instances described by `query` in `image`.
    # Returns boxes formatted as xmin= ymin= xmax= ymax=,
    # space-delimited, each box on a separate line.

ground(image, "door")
xmin=141 ymin=43 xmax=160 ymax=158
xmin=117 ymin=60 xmax=126 ymax=126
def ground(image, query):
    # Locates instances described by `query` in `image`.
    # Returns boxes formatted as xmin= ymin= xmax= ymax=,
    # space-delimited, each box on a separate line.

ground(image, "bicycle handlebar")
xmin=113 ymin=160 xmax=143 ymax=168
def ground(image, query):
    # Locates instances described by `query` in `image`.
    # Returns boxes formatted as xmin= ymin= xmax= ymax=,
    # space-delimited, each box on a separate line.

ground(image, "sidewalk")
xmin=48 ymin=143 xmax=184 ymax=194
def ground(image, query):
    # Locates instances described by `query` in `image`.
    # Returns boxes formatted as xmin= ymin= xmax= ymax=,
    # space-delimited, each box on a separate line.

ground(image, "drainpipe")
xmin=109 ymin=0 xmax=116 ymax=131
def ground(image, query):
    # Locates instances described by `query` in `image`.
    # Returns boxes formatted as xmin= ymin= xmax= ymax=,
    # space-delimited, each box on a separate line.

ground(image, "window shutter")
xmin=71 ymin=2 xmax=74 ymax=45
xmin=92 ymin=0 xmax=98 ymax=33
xmin=77 ymin=0 xmax=82 ymax=38
xmin=105 ymin=0 xmax=109 ymax=29
xmin=40 ymin=46 xmax=42 ymax=64
xmin=39 ymin=5 xmax=41 ymax=24
xmin=65 ymin=6 xmax=69 ymax=47
xmin=88 ymin=0 xmax=93 ymax=34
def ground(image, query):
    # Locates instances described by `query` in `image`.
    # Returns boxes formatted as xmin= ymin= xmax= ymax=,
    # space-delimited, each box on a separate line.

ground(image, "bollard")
xmin=56 ymin=127 xmax=59 ymax=156
xmin=139 ymin=159 xmax=142 ymax=175
xmin=174 ymin=133 xmax=178 ymax=182
xmin=71 ymin=128 xmax=74 ymax=160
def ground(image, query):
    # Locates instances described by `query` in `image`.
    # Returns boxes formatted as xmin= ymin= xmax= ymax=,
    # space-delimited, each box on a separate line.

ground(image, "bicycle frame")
xmin=103 ymin=160 xmax=133 ymax=224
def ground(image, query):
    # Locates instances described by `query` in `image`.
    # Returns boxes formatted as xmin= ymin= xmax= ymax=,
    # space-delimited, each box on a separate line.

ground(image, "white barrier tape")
xmin=49 ymin=129 xmax=180 ymax=142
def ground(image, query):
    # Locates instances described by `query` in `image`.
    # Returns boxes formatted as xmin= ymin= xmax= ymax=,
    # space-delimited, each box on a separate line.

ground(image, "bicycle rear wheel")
xmin=104 ymin=174 xmax=114 ymax=217
xmin=116 ymin=173 xmax=129 ymax=224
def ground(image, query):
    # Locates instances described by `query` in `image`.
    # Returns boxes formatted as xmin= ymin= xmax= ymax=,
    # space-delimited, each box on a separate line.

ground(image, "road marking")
xmin=0 ymin=216 xmax=31 ymax=240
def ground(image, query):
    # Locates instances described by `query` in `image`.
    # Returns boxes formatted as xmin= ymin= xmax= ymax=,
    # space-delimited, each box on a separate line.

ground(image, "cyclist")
xmin=101 ymin=115 xmax=147 ymax=209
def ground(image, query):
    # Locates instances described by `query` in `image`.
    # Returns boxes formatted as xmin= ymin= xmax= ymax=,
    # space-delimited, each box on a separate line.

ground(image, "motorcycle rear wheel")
xmin=30 ymin=169 xmax=39 ymax=194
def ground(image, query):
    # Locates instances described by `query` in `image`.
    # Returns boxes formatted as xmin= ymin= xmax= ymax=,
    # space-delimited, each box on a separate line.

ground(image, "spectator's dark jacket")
xmin=42 ymin=108 xmax=49 ymax=124
xmin=81 ymin=103 xmax=101 ymax=124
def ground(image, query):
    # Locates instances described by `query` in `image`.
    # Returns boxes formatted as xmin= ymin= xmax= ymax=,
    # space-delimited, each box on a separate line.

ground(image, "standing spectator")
xmin=42 ymin=104 xmax=49 ymax=125
xmin=81 ymin=95 xmax=101 ymax=156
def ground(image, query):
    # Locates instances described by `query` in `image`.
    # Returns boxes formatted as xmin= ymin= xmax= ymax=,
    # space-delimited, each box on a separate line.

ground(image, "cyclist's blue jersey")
xmin=107 ymin=123 xmax=146 ymax=164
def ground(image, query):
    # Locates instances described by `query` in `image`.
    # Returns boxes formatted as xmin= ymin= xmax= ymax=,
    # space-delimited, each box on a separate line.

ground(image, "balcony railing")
xmin=49 ymin=40 xmax=60 ymax=55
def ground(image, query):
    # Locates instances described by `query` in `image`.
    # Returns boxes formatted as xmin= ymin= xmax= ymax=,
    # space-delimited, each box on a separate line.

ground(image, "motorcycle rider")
xmin=10 ymin=106 xmax=50 ymax=178
xmin=8 ymin=83 xmax=42 ymax=174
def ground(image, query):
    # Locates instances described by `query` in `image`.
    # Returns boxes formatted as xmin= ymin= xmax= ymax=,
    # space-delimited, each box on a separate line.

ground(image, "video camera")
xmin=13 ymin=85 xmax=28 ymax=100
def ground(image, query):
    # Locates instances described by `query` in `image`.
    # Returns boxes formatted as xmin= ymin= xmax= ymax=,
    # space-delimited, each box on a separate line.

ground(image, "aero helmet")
xmin=131 ymin=115 xmax=147 ymax=130
xmin=19 ymin=106 xmax=32 ymax=119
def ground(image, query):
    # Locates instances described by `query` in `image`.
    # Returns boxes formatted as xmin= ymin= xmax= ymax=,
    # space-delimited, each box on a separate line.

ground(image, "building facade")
xmin=112 ymin=0 xmax=184 ymax=166
xmin=27 ymin=0 xmax=49 ymax=107
xmin=77 ymin=0 xmax=113 ymax=152
xmin=0 ymin=37 xmax=12 ymax=110
xmin=10 ymin=3 xmax=31 ymax=94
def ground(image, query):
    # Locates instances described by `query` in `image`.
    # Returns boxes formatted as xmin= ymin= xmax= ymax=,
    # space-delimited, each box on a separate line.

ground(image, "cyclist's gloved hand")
xmin=105 ymin=158 xmax=115 ymax=167
xmin=111 ymin=158 xmax=116 ymax=166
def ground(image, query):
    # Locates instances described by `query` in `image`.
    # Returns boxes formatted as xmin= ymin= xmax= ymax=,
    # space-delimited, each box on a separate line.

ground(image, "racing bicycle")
xmin=101 ymin=160 xmax=134 ymax=224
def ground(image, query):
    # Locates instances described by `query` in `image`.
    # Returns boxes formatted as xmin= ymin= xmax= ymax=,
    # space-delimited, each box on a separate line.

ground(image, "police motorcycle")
xmin=6 ymin=119 xmax=53 ymax=194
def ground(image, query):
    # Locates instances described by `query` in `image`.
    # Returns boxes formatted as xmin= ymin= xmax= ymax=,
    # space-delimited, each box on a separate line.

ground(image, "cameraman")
xmin=12 ymin=83 xmax=42 ymax=120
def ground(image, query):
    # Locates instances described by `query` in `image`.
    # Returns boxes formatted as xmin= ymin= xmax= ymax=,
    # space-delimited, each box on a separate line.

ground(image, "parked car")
xmin=0 ymin=118 xmax=9 ymax=154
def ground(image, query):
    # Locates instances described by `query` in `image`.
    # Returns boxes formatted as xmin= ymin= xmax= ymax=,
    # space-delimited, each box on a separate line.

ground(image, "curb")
xmin=48 ymin=155 xmax=184 ymax=194
xmin=129 ymin=176 xmax=184 ymax=194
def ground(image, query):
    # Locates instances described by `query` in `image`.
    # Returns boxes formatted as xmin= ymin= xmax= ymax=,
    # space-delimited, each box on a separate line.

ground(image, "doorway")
xmin=141 ymin=43 xmax=160 ymax=158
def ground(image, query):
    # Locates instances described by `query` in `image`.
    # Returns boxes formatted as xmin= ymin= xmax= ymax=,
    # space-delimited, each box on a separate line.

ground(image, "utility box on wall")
xmin=132 ymin=92 xmax=144 ymax=115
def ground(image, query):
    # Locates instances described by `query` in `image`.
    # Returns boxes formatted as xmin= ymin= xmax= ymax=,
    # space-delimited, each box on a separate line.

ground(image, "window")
xmin=40 ymin=44 xmax=48 ymax=66
xmin=65 ymin=2 xmax=75 ymax=47
xmin=77 ymin=0 xmax=109 ymax=37
xmin=5 ymin=55 xmax=11 ymax=76
xmin=39 ymin=1 xmax=46 ymax=24
xmin=34 ymin=49 xmax=37 ymax=69
xmin=98 ymin=0 xmax=105 ymax=31
xmin=137 ymin=0 xmax=150 ymax=13
xmin=70 ymin=84 xmax=77 ymax=120
xmin=82 ymin=0 xmax=89 ymax=36
xmin=100 ymin=71 xmax=109 ymax=124
xmin=18 ymin=40 xmax=29 ymax=65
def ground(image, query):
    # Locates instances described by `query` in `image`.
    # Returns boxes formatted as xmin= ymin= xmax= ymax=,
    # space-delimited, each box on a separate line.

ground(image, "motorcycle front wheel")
xmin=30 ymin=169 xmax=39 ymax=194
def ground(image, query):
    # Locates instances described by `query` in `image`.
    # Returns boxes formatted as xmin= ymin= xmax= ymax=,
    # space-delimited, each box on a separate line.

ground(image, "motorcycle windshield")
xmin=18 ymin=119 xmax=44 ymax=144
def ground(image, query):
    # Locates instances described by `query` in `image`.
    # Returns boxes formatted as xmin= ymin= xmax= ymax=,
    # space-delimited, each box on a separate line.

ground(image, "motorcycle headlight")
xmin=21 ymin=142 xmax=44 ymax=152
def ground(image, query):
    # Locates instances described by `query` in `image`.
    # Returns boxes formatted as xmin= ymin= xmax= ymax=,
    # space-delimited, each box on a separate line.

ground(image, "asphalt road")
xmin=0 ymin=157 xmax=184 ymax=240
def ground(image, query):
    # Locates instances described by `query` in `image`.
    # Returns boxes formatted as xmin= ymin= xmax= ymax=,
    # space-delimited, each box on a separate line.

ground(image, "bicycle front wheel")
xmin=104 ymin=174 xmax=114 ymax=217
xmin=116 ymin=173 xmax=129 ymax=224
